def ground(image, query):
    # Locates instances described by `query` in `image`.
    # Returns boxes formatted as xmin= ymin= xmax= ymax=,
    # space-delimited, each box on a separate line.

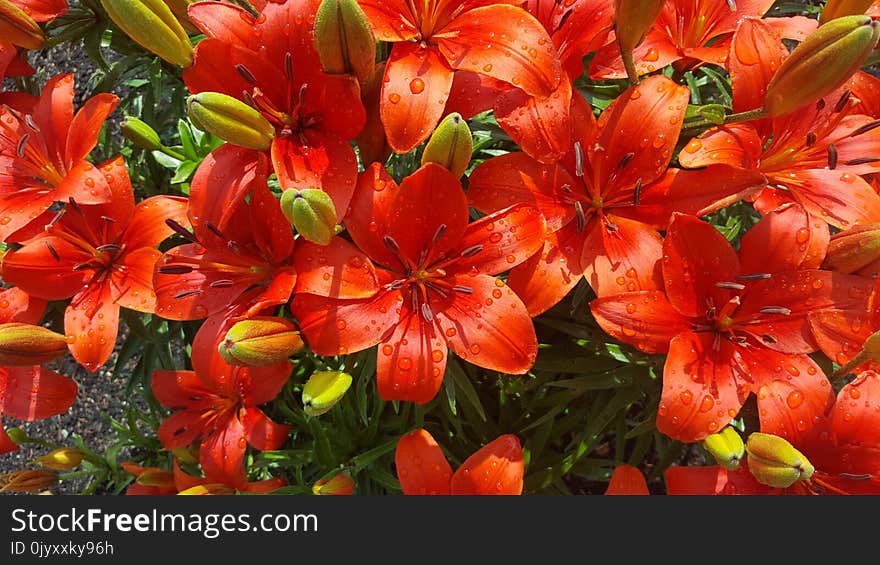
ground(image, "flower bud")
xmin=313 ymin=472 xmax=355 ymax=495
xmin=745 ymin=432 xmax=814 ymax=488
xmin=219 ymin=317 xmax=304 ymax=367
xmin=280 ymin=188 xmax=339 ymax=246
xmin=34 ymin=448 xmax=83 ymax=471
xmin=302 ymin=370 xmax=352 ymax=416
xmin=187 ymin=92 xmax=275 ymax=151
xmin=135 ymin=468 xmax=175 ymax=488
xmin=823 ymin=223 xmax=880 ymax=274
xmin=122 ymin=116 xmax=164 ymax=151
xmin=820 ymin=0 xmax=876 ymax=24
xmin=171 ymin=444 xmax=199 ymax=465
xmin=162 ymin=0 xmax=198 ymax=33
xmin=702 ymin=426 xmax=745 ymax=471
xmin=613 ymin=0 xmax=665 ymax=53
xmin=5 ymin=427 xmax=28 ymax=445
xmin=0 ymin=469 xmax=57 ymax=493
xmin=0 ymin=322 xmax=68 ymax=366
xmin=314 ymin=0 xmax=376 ymax=86
xmin=177 ymin=483 xmax=236 ymax=495
xmin=0 ymin=0 xmax=44 ymax=50
xmin=420 ymin=112 xmax=473 ymax=178
xmin=100 ymin=0 xmax=194 ymax=67
xmin=764 ymin=15 xmax=880 ymax=117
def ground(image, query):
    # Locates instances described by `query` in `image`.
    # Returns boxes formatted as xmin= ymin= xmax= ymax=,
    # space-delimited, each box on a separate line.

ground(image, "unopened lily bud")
xmin=764 ymin=15 xmax=880 ymax=117
xmin=0 ymin=0 xmax=44 ymax=50
xmin=820 ymin=0 xmax=876 ymax=24
xmin=171 ymin=444 xmax=199 ymax=465
xmin=178 ymin=483 xmax=236 ymax=495
xmin=835 ymin=329 xmax=880 ymax=376
xmin=162 ymin=0 xmax=198 ymax=33
xmin=0 ymin=323 xmax=68 ymax=366
xmin=187 ymin=92 xmax=275 ymax=151
xmin=5 ymin=427 xmax=28 ymax=445
xmin=35 ymin=448 xmax=83 ymax=471
xmin=613 ymin=0 xmax=665 ymax=52
xmin=219 ymin=317 xmax=304 ymax=367
xmin=823 ymin=223 xmax=880 ymax=274
xmin=135 ymin=468 xmax=175 ymax=488
xmin=0 ymin=469 xmax=57 ymax=493
xmin=420 ymin=113 xmax=473 ymax=178
xmin=746 ymin=432 xmax=814 ymax=488
xmin=313 ymin=472 xmax=355 ymax=495
xmin=302 ymin=370 xmax=352 ymax=416
xmin=314 ymin=0 xmax=376 ymax=86
xmin=280 ymin=189 xmax=339 ymax=245
xmin=100 ymin=0 xmax=194 ymax=67
xmin=122 ymin=116 xmax=164 ymax=151
xmin=703 ymin=426 xmax=745 ymax=471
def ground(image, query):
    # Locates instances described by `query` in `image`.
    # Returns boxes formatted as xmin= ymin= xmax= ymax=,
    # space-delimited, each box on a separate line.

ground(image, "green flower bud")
xmin=820 ymin=0 xmax=876 ymax=24
xmin=764 ymin=15 xmax=880 ymax=117
xmin=0 ymin=323 xmax=68 ymax=366
xmin=0 ymin=0 xmax=44 ymax=50
xmin=314 ymin=0 xmax=376 ymax=86
xmin=187 ymin=92 xmax=275 ymax=150
xmin=100 ymin=0 xmax=194 ymax=67
xmin=280 ymin=189 xmax=339 ymax=246
xmin=5 ymin=428 xmax=28 ymax=445
xmin=121 ymin=116 xmax=164 ymax=151
xmin=420 ymin=112 xmax=473 ymax=178
xmin=218 ymin=317 xmax=304 ymax=367
xmin=702 ymin=426 xmax=745 ymax=471
xmin=302 ymin=370 xmax=352 ymax=416
xmin=746 ymin=432 xmax=815 ymax=488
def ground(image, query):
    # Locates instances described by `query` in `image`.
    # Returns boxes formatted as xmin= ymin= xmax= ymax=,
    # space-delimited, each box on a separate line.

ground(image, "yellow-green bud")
xmin=313 ymin=472 xmax=355 ymax=495
xmin=0 ymin=469 xmax=57 ymax=493
xmin=219 ymin=317 xmax=304 ymax=367
xmin=0 ymin=0 xmax=44 ymax=50
xmin=420 ymin=112 xmax=473 ymax=178
xmin=823 ymin=223 xmax=880 ymax=274
xmin=100 ymin=0 xmax=194 ymax=67
xmin=302 ymin=370 xmax=352 ymax=416
xmin=745 ymin=432 xmax=815 ymax=488
xmin=187 ymin=92 xmax=275 ymax=151
xmin=820 ymin=0 xmax=876 ymax=24
xmin=34 ymin=448 xmax=83 ymax=471
xmin=5 ymin=427 xmax=28 ymax=445
xmin=613 ymin=0 xmax=665 ymax=53
xmin=135 ymin=468 xmax=175 ymax=488
xmin=171 ymin=444 xmax=199 ymax=465
xmin=314 ymin=0 xmax=376 ymax=86
xmin=0 ymin=323 xmax=68 ymax=366
xmin=162 ymin=0 xmax=198 ymax=34
xmin=121 ymin=116 xmax=164 ymax=151
xmin=764 ymin=15 xmax=880 ymax=117
xmin=280 ymin=189 xmax=339 ymax=246
xmin=702 ymin=426 xmax=745 ymax=471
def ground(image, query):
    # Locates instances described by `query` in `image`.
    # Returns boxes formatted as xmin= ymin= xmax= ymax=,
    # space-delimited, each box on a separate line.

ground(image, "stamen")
xmin=67 ymin=198 xmax=82 ymax=214
xmin=44 ymin=241 xmax=60 ymax=261
xmin=726 ymin=0 xmax=736 ymax=9
xmin=730 ymin=335 xmax=748 ymax=344
xmin=96 ymin=243 xmax=121 ymax=253
xmin=827 ymin=143 xmax=838 ymax=170
xmin=299 ymin=83 xmax=308 ymax=107
xmin=560 ymin=184 xmax=573 ymax=194
xmin=205 ymin=222 xmax=225 ymax=239
xmin=72 ymin=262 xmax=94 ymax=271
xmin=284 ymin=52 xmax=294 ymax=81
xmin=452 ymin=285 xmax=474 ymax=294
xmin=48 ymin=209 xmax=65 ymax=227
xmin=432 ymin=223 xmax=447 ymax=245
xmin=383 ymin=235 xmax=400 ymax=254
xmin=165 ymin=219 xmax=199 ymax=243
xmin=421 ymin=302 xmax=434 ymax=322
xmin=737 ymin=273 xmax=771 ymax=280
xmin=715 ymin=281 xmax=746 ymax=290
xmin=617 ymin=152 xmax=634 ymax=170
xmin=209 ymin=279 xmax=234 ymax=288
xmin=805 ymin=132 xmax=817 ymax=147
xmin=633 ymin=178 xmax=642 ymax=206
xmin=24 ymin=114 xmax=39 ymax=132
xmin=815 ymin=98 xmax=826 ymax=110
xmin=759 ymin=306 xmax=792 ymax=315
xmin=16 ymin=134 xmax=28 ymax=158
xmin=835 ymin=89 xmax=851 ymax=113
xmin=100 ymin=215 xmax=116 ymax=223
xmin=173 ymin=289 xmax=204 ymax=299
xmin=424 ymin=280 xmax=449 ymax=298
xmin=573 ymin=141 xmax=584 ymax=177
xmin=838 ymin=473 xmax=872 ymax=481
xmin=158 ymin=265 xmax=194 ymax=274
xmin=843 ymin=156 xmax=880 ymax=166
xmin=605 ymin=217 xmax=618 ymax=232
xmin=762 ymin=333 xmax=778 ymax=344
xmin=460 ymin=244 xmax=483 ymax=258
xmin=235 ymin=64 xmax=257 ymax=84
xmin=389 ymin=279 xmax=406 ymax=290
xmin=850 ymin=119 xmax=880 ymax=137
xmin=574 ymin=201 xmax=586 ymax=233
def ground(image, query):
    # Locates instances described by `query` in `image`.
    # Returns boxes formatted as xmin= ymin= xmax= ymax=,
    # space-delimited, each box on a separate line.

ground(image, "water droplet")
xmin=469 ymin=344 xmax=480 ymax=355
xmin=398 ymin=357 xmax=412 ymax=370
xmin=850 ymin=387 xmax=861 ymax=399
xmin=336 ymin=320 xmax=347 ymax=330
xmin=431 ymin=349 xmax=443 ymax=362
xmin=679 ymin=390 xmax=693 ymax=405
xmin=699 ymin=395 xmax=714 ymax=413
xmin=389 ymin=93 xmax=401 ymax=104
xmin=381 ymin=344 xmax=393 ymax=356
xmin=409 ymin=78 xmax=425 ymax=94
xmin=786 ymin=390 xmax=804 ymax=409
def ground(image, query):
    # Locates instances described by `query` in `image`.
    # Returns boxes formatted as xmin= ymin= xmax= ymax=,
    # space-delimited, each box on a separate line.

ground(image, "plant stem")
xmin=681 ymin=106 xmax=767 ymax=135
xmin=620 ymin=45 xmax=640 ymax=86
xmin=158 ymin=145 xmax=187 ymax=161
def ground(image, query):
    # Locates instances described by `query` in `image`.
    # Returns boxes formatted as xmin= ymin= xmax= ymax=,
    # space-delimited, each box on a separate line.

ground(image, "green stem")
xmin=681 ymin=107 xmax=767 ymax=135
xmin=158 ymin=145 xmax=187 ymax=161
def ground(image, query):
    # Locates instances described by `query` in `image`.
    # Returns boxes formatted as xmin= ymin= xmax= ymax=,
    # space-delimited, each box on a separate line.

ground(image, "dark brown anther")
xmin=16 ymin=134 xmax=28 ymax=158
xmin=235 ymin=64 xmax=257 ymax=84
xmin=173 ymin=289 xmax=204 ymax=299
xmin=460 ymin=244 xmax=483 ymax=258
xmin=816 ymin=98 xmax=826 ymax=110
xmin=67 ymin=198 xmax=82 ymax=214
xmin=850 ymin=119 xmax=880 ymax=138
xmin=48 ymin=209 xmax=65 ymax=227
xmin=843 ymin=156 xmax=880 ymax=166
xmin=72 ymin=262 xmax=94 ymax=271
xmin=828 ymin=143 xmax=838 ymax=170
xmin=761 ymin=333 xmax=778 ymax=344
xmin=835 ymin=89 xmax=851 ymax=113
xmin=242 ymin=90 xmax=256 ymax=108
xmin=299 ymin=83 xmax=308 ymax=107
xmin=24 ymin=114 xmax=39 ymax=132
xmin=421 ymin=302 xmax=434 ymax=322
xmin=424 ymin=280 xmax=449 ymax=298
xmin=432 ymin=223 xmax=447 ymax=245
xmin=573 ymin=141 xmax=584 ymax=177
xmin=560 ymin=184 xmax=573 ymax=194
xmin=574 ymin=201 xmax=586 ymax=233
xmin=759 ymin=306 xmax=792 ymax=315
xmin=715 ymin=281 xmax=746 ymax=290
xmin=96 ymin=244 xmax=121 ymax=253
xmin=633 ymin=178 xmax=642 ymax=206
xmin=452 ymin=285 xmax=474 ymax=294
xmin=44 ymin=241 xmax=60 ymax=261
xmin=617 ymin=152 xmax=634 ymax=170
xmin=205 ymin=222 xmax=225 ymax=239
xmin=736 ymin=273 xmax=772 ymax=280
xmin=209 ymin=279 xmax=234 ymax=288
xmin=805 ymin=132 xmax=817 ymax=147
xmin=100 ymin=215 xmax=116 ymax=223
xmin=838 ymin=473 xmax=872 ymax=481
xmin=165 ymin=219 xmax=199 ymax=243
xmin=284 ymin=52 xmax=294 ymax=82
xmin=158 ymin=265 xmax=194 ymax=275
xmin=730 ymin=335 xmax=748 ymax=344
xmin=383 ymin=235 xmax=400 ymax=254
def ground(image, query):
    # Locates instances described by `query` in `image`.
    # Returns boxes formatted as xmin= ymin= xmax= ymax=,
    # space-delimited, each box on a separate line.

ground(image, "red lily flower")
xmin=359 ymin=0 xmax=563 ymax=152
xmin=0 ymin=286 xmax=77 ymax=454
xmin=809 ymin=277 xmax=880 ymax=372
xmin=292 ymin=162 xmax=545 ymax=404
xmin=1 ymin=157 xmax=189 ymax=371
xmin=678 ymin=18 xmax=880 ymax=230
xmin=667 ymin=372 xmax=880 ymax=495
xmin=122 ymin=460 xmax=286 ymax=495
xmin=183 ymin=0 xmax=365 ymax=218
xmin=0 ymin=0 xmax=68 ymax=82
xmin=590 ymin=212 xmax=873 ymax=443
xmin=469 ymin=75 xmax=763 ymax=315
xmin=589 ymin=0 xmax=816 ymax=79
xmin=151 ymin=324 xmax=293 ymax=489
xmin=153 ymin=145 xmax=379 ymax=326
xmin=0 ymin=74 xmax=117 ymax=242
xmin=394 ymin=428 xmax=524 ymax=494
xmin=605 ymin=464 xmax=649 ymax=495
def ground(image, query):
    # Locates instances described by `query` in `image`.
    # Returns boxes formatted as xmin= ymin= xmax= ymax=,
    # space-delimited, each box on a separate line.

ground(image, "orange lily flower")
xmin=667 ymin=371 xmax=880 ymax=495
xmin=359 ymin=0 xmax=563 ymax=152
xmin=122 ymin=460 xmax=286 ymax=495
xmin=0 ymin=74 xmax=118 ymax=242
xmin=292 ymin=162 xmax=545 ymax=404
xmin=0 ymin=286 xmax=77 ymax=454
xmin=678 ymin=18 xmax=880 ymax=229
xmin=590 ymin=212 xmax=873 ymax=443
xmin=183 ymin=0 xmax=365 ymax=218
xmin=0 ymin=0 xmax=67 ymax=82
xmin=1 ymin=157 xmax=189 ymax=371
xmin=589 ymin=0 xmax=817 ymax=79
xmin=809 ymin=277 xmax=880 ymax=372
xmin=395 ymin=428 xmax=524 ymax=494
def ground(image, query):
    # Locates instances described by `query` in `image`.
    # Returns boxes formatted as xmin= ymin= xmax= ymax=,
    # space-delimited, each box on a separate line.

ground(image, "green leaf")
xmin=447 ymin=360 xmax=486 ymax=422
